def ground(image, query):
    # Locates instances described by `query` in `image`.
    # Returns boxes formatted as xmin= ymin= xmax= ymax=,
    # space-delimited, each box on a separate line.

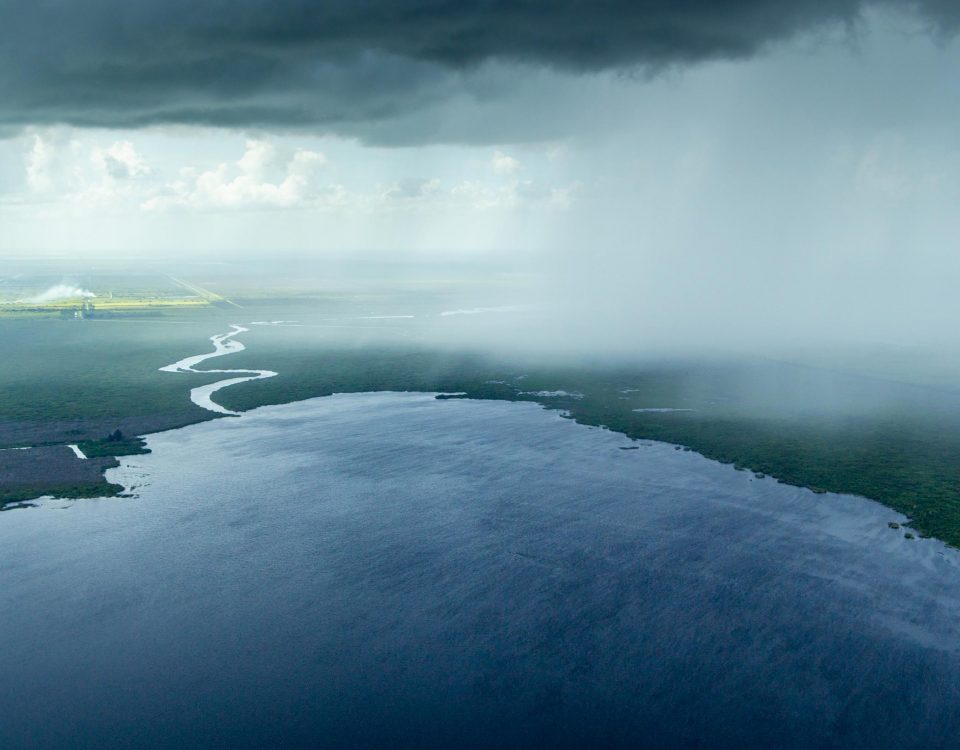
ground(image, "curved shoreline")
xmin=160 ymin=325 xmax=277 ymax=416
xmin=4 ymin=325 xmax=948 ymax=546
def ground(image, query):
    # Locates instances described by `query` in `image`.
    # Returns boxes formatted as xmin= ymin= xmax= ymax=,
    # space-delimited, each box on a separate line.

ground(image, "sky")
xmin=1 ymin=0 xmax=959 ymax=350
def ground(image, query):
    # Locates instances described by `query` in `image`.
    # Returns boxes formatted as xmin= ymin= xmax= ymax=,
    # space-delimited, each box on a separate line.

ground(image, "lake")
xmin=2 ymin=392 xmax=959 ymax=748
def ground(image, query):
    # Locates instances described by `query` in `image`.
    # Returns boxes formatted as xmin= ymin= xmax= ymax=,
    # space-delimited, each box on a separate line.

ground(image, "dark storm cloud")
xmin=0 ymin=0 xmax=954 ymax=139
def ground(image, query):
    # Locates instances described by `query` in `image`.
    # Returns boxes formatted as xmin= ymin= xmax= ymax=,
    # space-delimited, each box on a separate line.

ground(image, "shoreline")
xmin=1 ymin=324 xmax=273 ymax=508
xmin=1 ymin=326 xmax=949 ymax=547
xmin=104 ymin=391 xmax=954 ymax=561
xmin=34 ymin=387 xmax=929 ymax=557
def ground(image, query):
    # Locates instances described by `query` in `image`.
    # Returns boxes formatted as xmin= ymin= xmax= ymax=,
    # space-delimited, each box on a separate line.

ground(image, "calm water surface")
xmin=2 ymin=392 xmax=960 ymax=748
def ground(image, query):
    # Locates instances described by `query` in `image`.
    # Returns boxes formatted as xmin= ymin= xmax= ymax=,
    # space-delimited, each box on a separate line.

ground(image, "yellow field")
xmin=0 ymin=296 xmax=210 ymax=317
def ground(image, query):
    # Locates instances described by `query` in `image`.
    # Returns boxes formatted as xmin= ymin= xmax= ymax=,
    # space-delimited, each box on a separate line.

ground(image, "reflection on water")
xmin=1 ymin=392 xmax=959 ymax=749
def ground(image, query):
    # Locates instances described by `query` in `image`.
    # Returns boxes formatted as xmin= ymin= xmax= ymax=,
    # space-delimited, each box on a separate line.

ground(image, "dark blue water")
xmin=2 ymin=392 xmax=960 ymax=749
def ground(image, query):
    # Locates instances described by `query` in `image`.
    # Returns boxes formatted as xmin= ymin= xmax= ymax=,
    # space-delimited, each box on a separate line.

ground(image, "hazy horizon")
xmin=3 ymin=2 xmax=960 ymax=352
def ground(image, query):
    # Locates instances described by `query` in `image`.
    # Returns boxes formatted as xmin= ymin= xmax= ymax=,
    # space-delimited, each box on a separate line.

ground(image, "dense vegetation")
xmin=78 ymin=431 xmax=151 ymax=458
xmin=0 ymin=316 xmax=224 ymax=427
xmin=0 ymin=478 xmax=125 ymax=508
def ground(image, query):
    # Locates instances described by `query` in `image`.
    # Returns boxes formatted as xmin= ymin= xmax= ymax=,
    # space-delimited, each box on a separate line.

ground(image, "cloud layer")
xmin=8 ymin=132 xmax=575 ymax=220
xmin=1 ymin=1 xmax=956 ymax=141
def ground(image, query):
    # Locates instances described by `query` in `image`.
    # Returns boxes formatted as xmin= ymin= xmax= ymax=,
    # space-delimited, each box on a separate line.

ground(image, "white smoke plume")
xmin=21 ymin=285 xmax=97 ymax=303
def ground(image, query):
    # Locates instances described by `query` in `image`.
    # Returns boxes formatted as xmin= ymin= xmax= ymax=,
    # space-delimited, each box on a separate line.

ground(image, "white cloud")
xmin=492 ymin=150 xmax=520 ymax=175
xmin=142 ymin=140 xmax=327 ymax=212
xmin=7 ymin=130 xmax=576 ymax=228
xmin=381 ymin=177 xmax=442 ymax=201
xmin=236 ymin=138 xmax=277 ymax=178
xmin=19 ymin=132 xmax=151 ymax=211
xmin=25 ymin=134 xmax=55 ymax=192
xmin=92 ymin=140 xmax=150 ymax=180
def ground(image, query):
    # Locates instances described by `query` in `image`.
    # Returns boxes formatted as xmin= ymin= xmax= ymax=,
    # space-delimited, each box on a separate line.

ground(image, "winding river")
xmin=159 ymin=325 xmax=276 ymax=415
